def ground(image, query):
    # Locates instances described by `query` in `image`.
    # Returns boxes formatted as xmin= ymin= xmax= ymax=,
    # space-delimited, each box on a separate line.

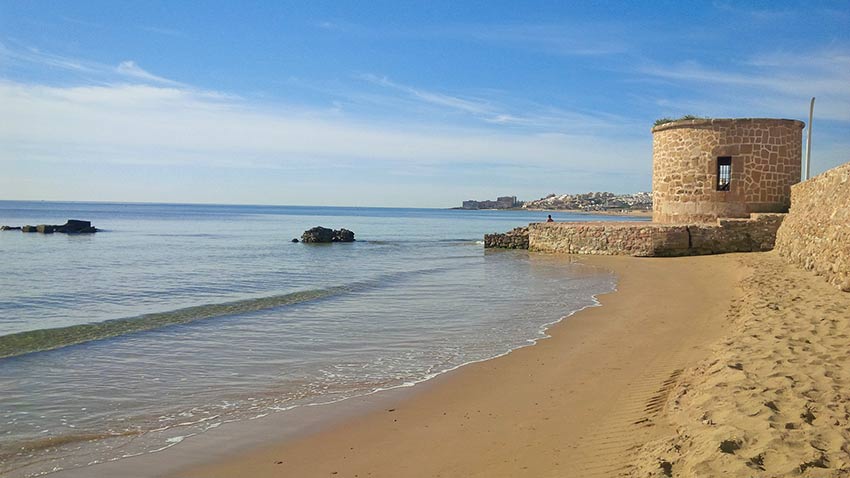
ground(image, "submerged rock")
xmin=300 ymin=226 xmax=356 ymax=243
xmin=4 ymin=220 xmax=98 ymax=234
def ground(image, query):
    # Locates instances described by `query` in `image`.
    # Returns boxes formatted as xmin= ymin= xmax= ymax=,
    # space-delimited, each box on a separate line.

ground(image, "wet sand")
xmin=169 ymin=253 xmax=747 ymax=478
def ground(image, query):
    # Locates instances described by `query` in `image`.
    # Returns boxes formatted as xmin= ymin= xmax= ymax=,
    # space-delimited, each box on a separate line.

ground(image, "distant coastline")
xmin=450 ymin=206 xmax=652 ymax=217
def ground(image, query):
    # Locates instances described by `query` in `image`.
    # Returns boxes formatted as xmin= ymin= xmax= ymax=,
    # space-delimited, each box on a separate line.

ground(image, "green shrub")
xmin=654 ymin=114 xmax=708 ymax=126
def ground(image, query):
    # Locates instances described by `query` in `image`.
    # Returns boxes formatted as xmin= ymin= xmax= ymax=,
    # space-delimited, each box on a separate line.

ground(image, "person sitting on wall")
xmin=546 ymin=214 xmax=554 ymax=222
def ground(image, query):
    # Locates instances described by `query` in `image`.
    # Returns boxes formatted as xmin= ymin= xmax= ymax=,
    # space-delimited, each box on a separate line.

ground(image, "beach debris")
xmin=727 ymin=362 xmax=744 ymax=370
xmin=2 ymin=219 xmax=98 ymax=234
xmin=718 ymin=438 xmax=742 ymax=454
xmin=801 ymin=405 xmax=816 ymax=425
xmin=799 ymin=453 xmax=829 ymax=472
xmin=746 ymin=453 xmax=766 ymax=471
xmin=300 ymin=226 xmax=355 ymax=243
xmin=658 ymin=459 xmax=673 ymax=477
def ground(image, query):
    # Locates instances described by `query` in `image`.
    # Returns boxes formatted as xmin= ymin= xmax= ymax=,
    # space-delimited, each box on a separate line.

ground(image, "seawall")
xmin=775 ymin=161 xmax=850 ymax=291
xmin=484 ymin=214 xmax=784 ymax=257
xmin=528 ymin=214 xmax=783 ymax=256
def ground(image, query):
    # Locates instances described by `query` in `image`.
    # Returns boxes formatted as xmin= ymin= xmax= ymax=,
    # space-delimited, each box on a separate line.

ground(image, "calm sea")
xmin=0 ymin=201 xmax=647 ymax=477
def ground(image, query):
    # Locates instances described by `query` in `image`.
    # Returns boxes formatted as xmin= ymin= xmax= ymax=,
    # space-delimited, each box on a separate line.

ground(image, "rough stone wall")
xmin=652 ymin=118 xmax=803 ymax=224
xmin=521 ymin=214 xmax=784 ymax=257
xmin=775 ymin=161 xmax=850 ymax=291
xmin=527 ymin=222 xmax=687 ymax=256
xmin=484 ymin=227 xmax=529 ymax=249
xmin=689 ymin=214 xmax=786 ymax=255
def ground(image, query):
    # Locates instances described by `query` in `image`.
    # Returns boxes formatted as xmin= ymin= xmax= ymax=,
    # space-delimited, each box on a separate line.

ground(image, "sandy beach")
xmin=627 ymin=252 xmax=850 ymax=476
xmin=168 ymin=253 xmax=751 ymax=478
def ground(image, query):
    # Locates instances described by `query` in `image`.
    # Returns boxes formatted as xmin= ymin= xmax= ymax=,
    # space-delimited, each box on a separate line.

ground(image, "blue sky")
xmin=1 ymin=1 xmax=848 ymax=207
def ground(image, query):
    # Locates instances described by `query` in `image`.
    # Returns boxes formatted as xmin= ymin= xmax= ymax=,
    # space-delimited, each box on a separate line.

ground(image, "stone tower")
xmin=651 ymin=118 xmax=804 ymax=224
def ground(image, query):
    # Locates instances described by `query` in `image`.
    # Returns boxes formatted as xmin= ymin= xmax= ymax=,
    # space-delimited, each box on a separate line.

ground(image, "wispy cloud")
xmin=0 ymin=79 xmax=648 ymax=178
xmin=358 ymin=74 xmax=495 ymax=116
xmin=356 ymin=73 xmax=631 ymax=133
xmin=115 ymin=60 xmax=180 ymax=85
xmin=1 ymin=43 xmax=92 ymax=72
xmin=640 ymin=48 xmax=850 ymax=121
xmin=1 ymin=41 xmax=182 ymax=86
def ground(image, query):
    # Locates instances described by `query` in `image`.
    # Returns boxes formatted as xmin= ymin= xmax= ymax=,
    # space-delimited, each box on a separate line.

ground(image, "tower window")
xmin=717 ymin=156 xmax=732 ymax=191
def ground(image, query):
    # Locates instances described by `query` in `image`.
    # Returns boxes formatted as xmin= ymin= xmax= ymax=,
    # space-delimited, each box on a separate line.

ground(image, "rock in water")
xmin=4 ymin=220 xmax=98 ymax=234
xmin=300 ymin=227 xmax=356 ymax=243
xmin=334 ymin=228 xmax=355 ymax=242
xmin=301 ymin=226 xmax=336 ymax=243
xmin=56 ymin=220 xmax=97 ymax=233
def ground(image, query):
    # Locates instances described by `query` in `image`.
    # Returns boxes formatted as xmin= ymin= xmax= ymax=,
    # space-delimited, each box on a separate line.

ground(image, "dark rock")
xmin=0 ymin=226 xmax=22 ymax=231
xmin=484 ymin=226 xmax=529 ymax=249
xmin=301 ymin=227 xmax=356 ymax=243
xmin=719 ymin=439 xmax=742 ymax=454
xmin=11 ymin=220 xmax=97 ymax=234
xmin=301 ymin=226 xmax=336 ymax=243
xmin=56 ymin=220 xmax=97 ymax=234
xmin=334 ymin=228 xmax=355 ymax=242
xmin=291 ymin=238 xmax=299 ymax=243
xmin=659 ymin=460 xmax=673 ymax=477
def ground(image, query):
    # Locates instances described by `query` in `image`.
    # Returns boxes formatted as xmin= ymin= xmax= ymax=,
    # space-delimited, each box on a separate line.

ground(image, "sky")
xmin=1 ymin=1 xmax=848 ymax=207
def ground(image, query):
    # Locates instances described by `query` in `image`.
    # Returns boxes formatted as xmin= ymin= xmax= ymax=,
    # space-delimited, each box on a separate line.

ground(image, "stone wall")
xmin=484 ymin=227 xmax=529 ymax=249
xmin=528 ymin=222 xmax=686 ymax=256
xmin=520 ymin=214 xmax=784 ymax=257
xmin=652 ymin=118 xmax=803 ymax=224
xmin=775 ymin=161 xmax=850 ymax=291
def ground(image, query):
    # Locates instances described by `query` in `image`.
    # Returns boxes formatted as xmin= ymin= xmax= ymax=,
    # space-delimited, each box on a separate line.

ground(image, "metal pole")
xmin=805 ymin=97 xmax=815 ymax=180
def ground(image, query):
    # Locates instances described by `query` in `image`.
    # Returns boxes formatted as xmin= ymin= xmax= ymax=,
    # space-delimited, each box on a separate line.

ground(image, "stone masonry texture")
xmin=775 ymin=161 xmax=850 ymax=292
xmin=484 ymin=227 xmax=529 ymax=249
xmin=652 ymin=118 xmax=804 ymax=224
xmin=483 ymin=214 xmax=785 ymax=257
xmin=526 ymin=215 xmax=784 ymax=256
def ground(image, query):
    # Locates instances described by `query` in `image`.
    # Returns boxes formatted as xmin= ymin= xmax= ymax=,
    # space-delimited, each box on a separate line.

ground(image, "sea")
xmin=0 ymin=201 xmax=648 ymax=477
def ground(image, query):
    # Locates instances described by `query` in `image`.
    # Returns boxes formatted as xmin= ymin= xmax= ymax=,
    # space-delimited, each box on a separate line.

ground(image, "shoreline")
xmin=159 ymin=253 xmax=745 ymax=477
xmin=51 ymin=252 xmax=758 ymax=478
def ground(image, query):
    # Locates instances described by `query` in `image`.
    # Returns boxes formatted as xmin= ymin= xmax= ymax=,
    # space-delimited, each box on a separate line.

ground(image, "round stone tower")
xmin=651 ymin=118 xmax=804 ymax=224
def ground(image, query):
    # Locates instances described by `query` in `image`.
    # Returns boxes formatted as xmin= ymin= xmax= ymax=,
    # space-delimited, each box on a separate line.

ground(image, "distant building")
xmin=461 ymin=196 xmax=520 ymax=209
